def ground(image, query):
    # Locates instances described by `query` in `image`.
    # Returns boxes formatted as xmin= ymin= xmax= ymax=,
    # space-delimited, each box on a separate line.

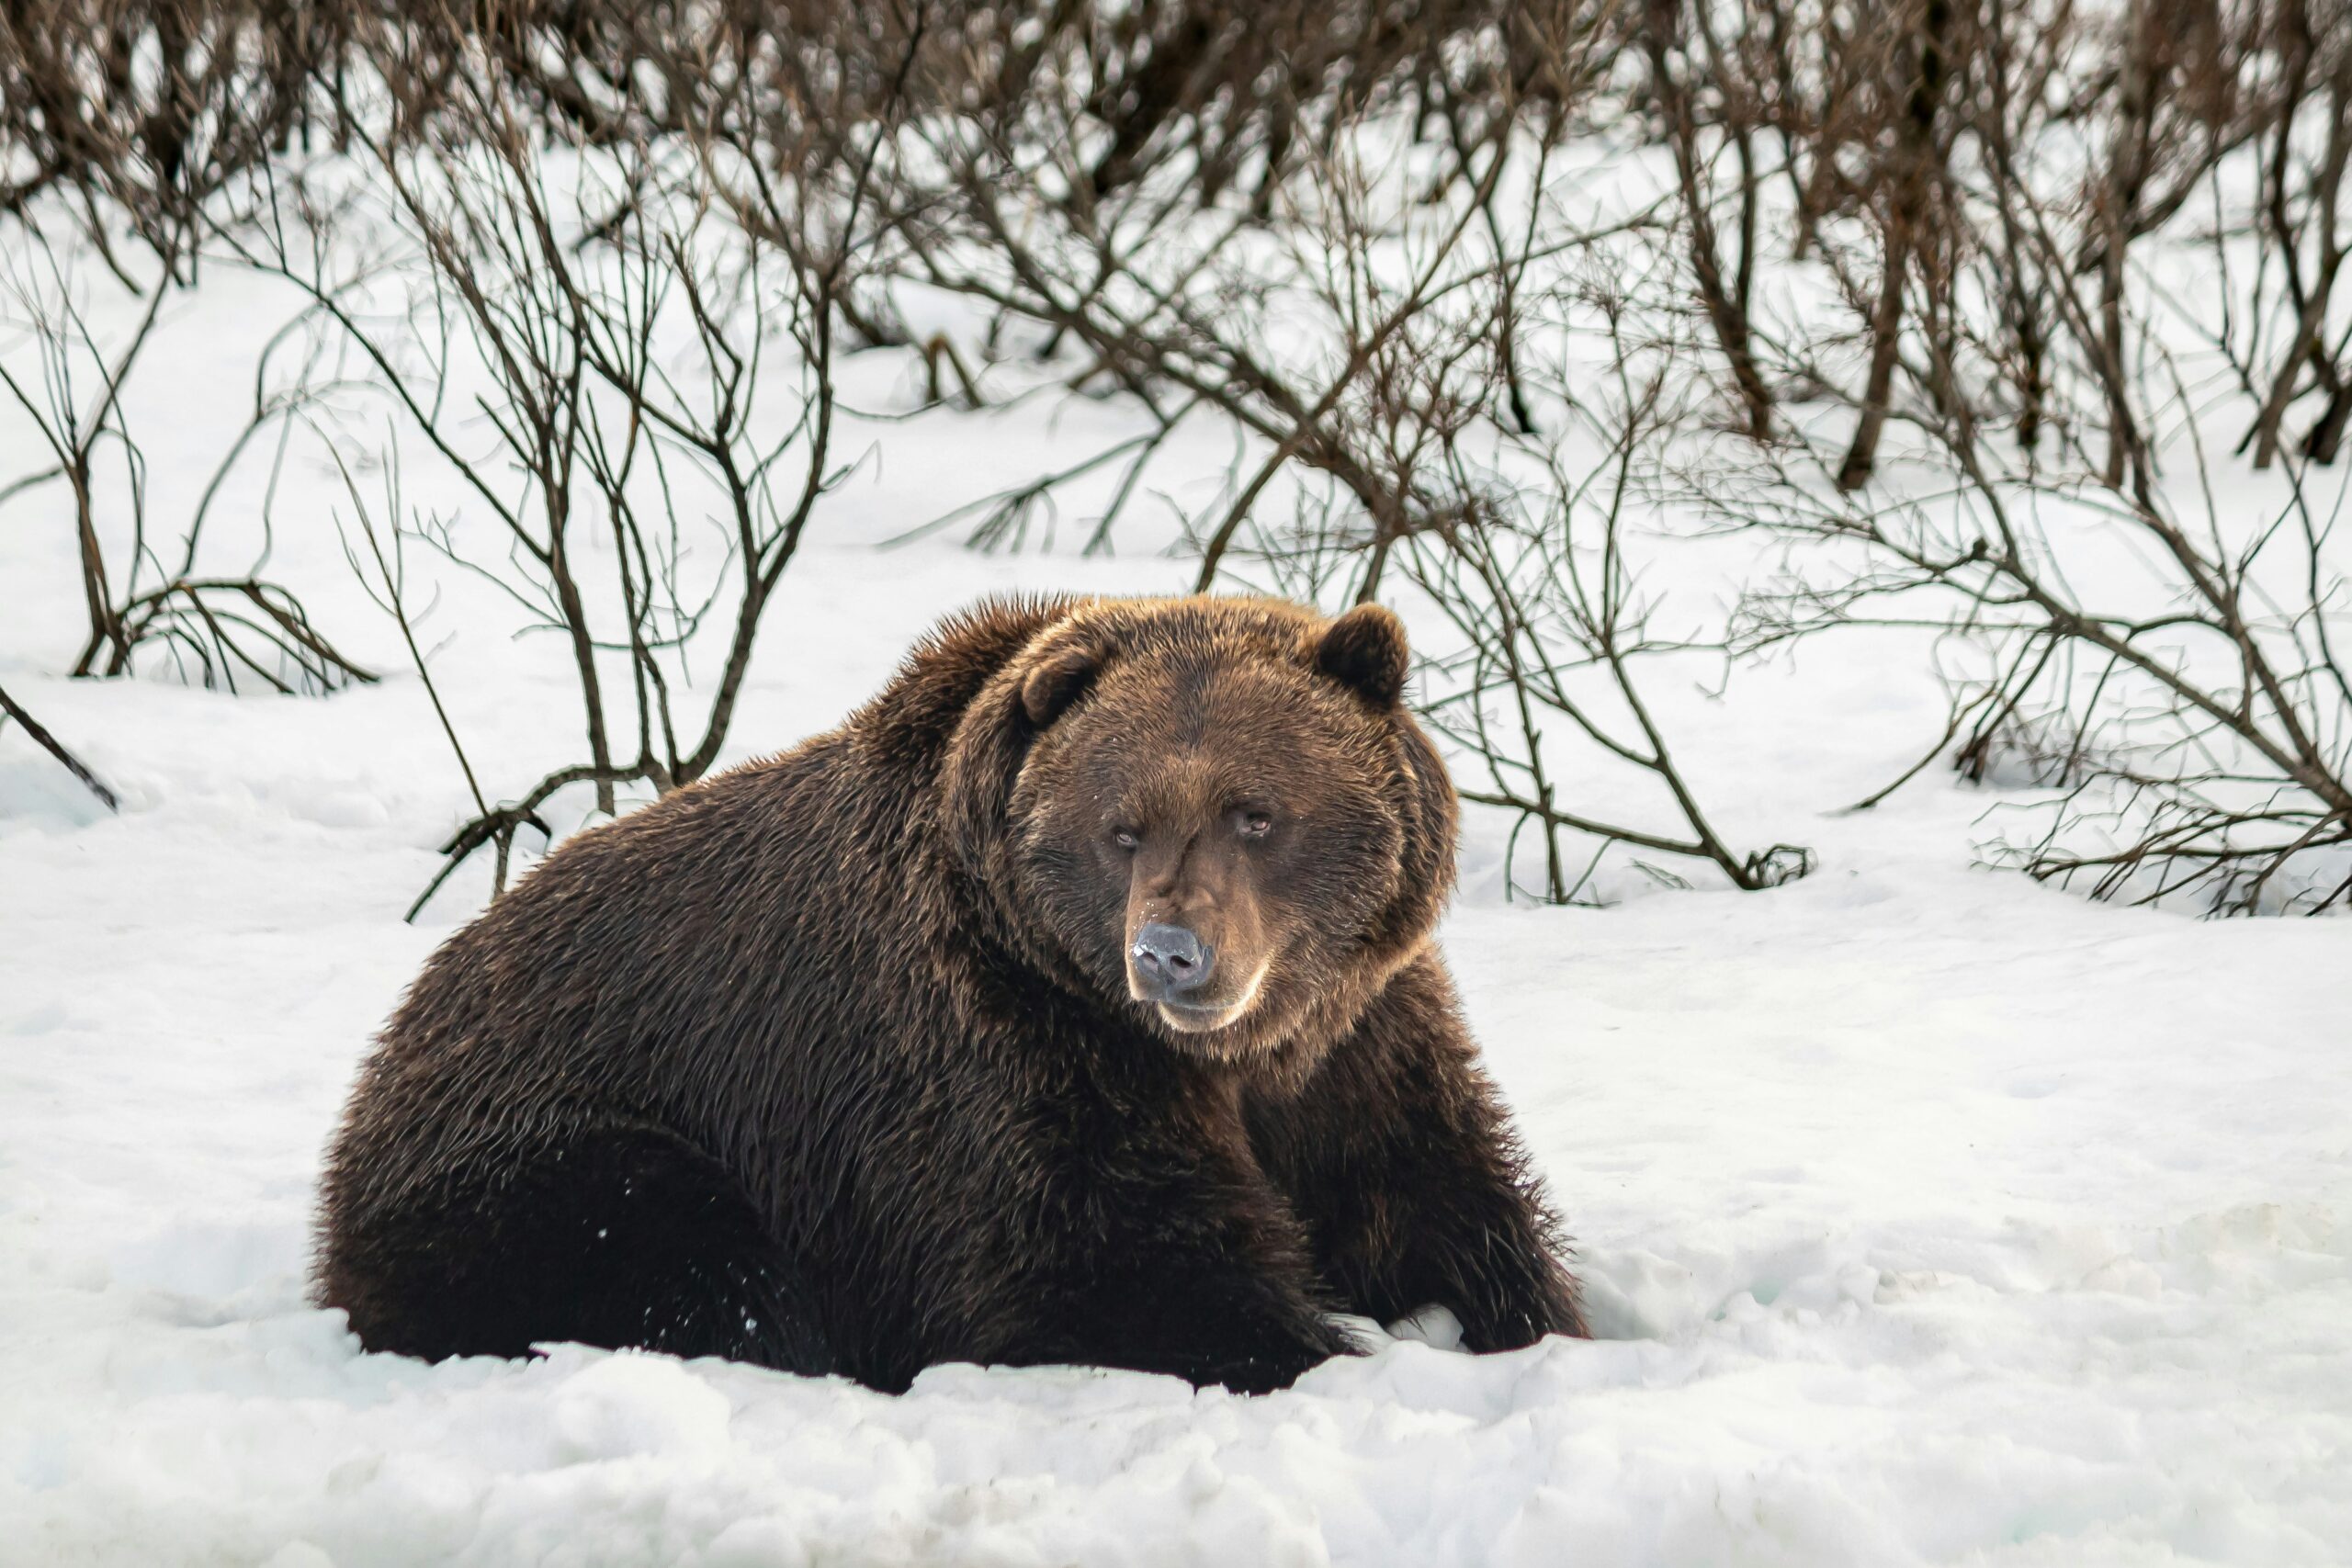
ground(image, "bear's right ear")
xmin=1020 ymin=637 xmax=1103 ymax=728
xmin=1316 ymin=603 xmax=1410 ymax=708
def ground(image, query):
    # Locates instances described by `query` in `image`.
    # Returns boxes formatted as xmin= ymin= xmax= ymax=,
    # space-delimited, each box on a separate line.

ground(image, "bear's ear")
xmin=1020 ymin=638 xmax=1103 ymax=728
xmin=1315 ymin=603 xmax=1409 ymax=707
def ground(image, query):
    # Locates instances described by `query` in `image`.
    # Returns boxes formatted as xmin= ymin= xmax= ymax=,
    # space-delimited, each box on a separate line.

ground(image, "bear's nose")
xmin=1130 ymin=921 xmax=1215 ymax=1000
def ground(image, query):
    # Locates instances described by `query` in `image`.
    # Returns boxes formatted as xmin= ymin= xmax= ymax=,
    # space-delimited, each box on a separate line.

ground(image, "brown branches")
xmin=0 ymin=215 xmax=373 ymax=694
xmin=0 ymin=685 xmax=119 ymax=810
xmin=834 ymin=0 xmax=1804 ymax=899
xmin=1642 ymin=0 xmax=1774 ymax=442
xmin=0 ymin=0 xmax=347 ymax=258
xmin=1208 ymin=217 xmax=1814 ymax=902
xmin=1635 ymin=0 xmax=2352 ymax=912
xmin=0 ymin=228 xmax=177 ymax=676
xmin=212 ymin=8 xmax=879 ymax=912
xmin=2235 ymin=6 xmax=2352 ymax=468
xmin=1724 ymin=433 xmax=2352 ymax=911
xmin=1402 ymin=368 xmax=1814 ymax=901
xmin=5 ymin=0 xmax=2337 ymax=919
xmin=112 ymin=577 xmax=377 ymax=695
xmin=1416 ymin=511 xmax=1816 ymax=899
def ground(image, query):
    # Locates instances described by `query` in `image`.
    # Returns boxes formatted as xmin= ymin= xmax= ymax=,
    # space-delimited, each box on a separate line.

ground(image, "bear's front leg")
xmin=1249 ymin=954 xmax=1586 ymax=1352
xmin=1019 ymin=1087 xmax=1355 ymax=1393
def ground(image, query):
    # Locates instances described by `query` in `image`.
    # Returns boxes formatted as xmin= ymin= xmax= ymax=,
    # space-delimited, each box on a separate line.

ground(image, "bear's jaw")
xmin=1140 ymin=960 xmax=1270 ymax=1035
xmin=1155 ymin=1000 xmax=1242 ymax=1033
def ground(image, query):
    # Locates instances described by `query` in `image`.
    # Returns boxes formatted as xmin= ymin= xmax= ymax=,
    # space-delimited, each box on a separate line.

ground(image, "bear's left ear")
xmin=1020 ymin=635 xmax=1104 ymax=728
xmin=1315 ymin=603 xmax=1409 ymax=707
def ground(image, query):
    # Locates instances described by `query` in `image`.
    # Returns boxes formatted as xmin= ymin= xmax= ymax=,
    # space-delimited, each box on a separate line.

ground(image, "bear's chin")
xmin=1134 ymin=961 xmax=1271 ymax=1039
xmin=1153 ymin=999 xmax=1250 ymax=1034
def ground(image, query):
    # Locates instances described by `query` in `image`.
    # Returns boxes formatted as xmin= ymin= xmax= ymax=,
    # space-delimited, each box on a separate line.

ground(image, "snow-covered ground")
xmin=5 ymin=243 xmax=2352 ymax=1566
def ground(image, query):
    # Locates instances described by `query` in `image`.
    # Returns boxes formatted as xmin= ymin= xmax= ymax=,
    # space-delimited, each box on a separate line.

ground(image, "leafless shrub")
xmin=803 ymin=0 xmax=1811 ymax=898
xmin=0 ymin=0 xmax=346 ymax=256
xmin=1722 ymin=407 xmax=2352 ymax=911
xmin=0 ymin=0 xmax=381 ymax=701
xmin=1618 ymin=0 xmax=2349 ymax=913
xmin=5 ymin=0 xmax=2339 ymax=916
xmin=1228 ymin=251 xmax=1812 ymax=901
xmin=330 ymin=439 xmax=514 ymax=911
xmin=2217 ymin=2 xmax=2352 ymax=467
xmin=0 ymin=216 xmax=372 ymax=691
xmin=199 ymin=8 xmax=889 ymax=910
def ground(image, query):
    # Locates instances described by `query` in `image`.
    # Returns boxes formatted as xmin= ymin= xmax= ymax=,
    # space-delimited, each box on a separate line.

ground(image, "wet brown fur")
xmin=315 ymin=593 xmax=1584 ymax=1393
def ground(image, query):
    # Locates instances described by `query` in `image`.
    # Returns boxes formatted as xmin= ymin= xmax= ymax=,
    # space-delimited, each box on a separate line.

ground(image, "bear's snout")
xmin=1130 ymin=921 xmax=1216 ymax=1002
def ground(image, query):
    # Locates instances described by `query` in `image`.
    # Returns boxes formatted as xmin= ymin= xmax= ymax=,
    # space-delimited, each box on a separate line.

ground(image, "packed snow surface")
xmin=4 ymin=296 xmax=2350 ymax=1568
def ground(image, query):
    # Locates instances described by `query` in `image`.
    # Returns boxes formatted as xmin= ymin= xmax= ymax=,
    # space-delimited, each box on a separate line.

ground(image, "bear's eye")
xmin=1113 ymin=827 xmax=1141 ymax=852
xmin=1237 ymin=811 xmax=1273 ymax=840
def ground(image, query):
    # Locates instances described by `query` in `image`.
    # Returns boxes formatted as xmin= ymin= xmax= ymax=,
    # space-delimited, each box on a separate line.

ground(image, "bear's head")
xmin=942 ymin=595 xmax=1456 ymax=1085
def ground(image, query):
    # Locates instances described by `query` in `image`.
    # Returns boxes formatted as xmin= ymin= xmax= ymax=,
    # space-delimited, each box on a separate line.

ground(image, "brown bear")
xmin=316 ymin=593 xmax=1583 ymax=1393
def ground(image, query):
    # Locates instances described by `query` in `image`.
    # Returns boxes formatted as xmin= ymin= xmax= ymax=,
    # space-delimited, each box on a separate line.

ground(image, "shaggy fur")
xmin=316 ymin=594 xmax=1584 ymax=1393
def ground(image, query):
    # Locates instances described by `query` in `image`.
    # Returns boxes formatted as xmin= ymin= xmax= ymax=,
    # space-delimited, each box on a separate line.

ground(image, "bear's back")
xmin=326 ymin=729 xmax=969 ymax=1232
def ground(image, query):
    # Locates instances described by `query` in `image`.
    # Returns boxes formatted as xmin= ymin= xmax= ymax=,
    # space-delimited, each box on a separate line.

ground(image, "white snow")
xmin=5 ymin=223 xmax=2352 ymax=1566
